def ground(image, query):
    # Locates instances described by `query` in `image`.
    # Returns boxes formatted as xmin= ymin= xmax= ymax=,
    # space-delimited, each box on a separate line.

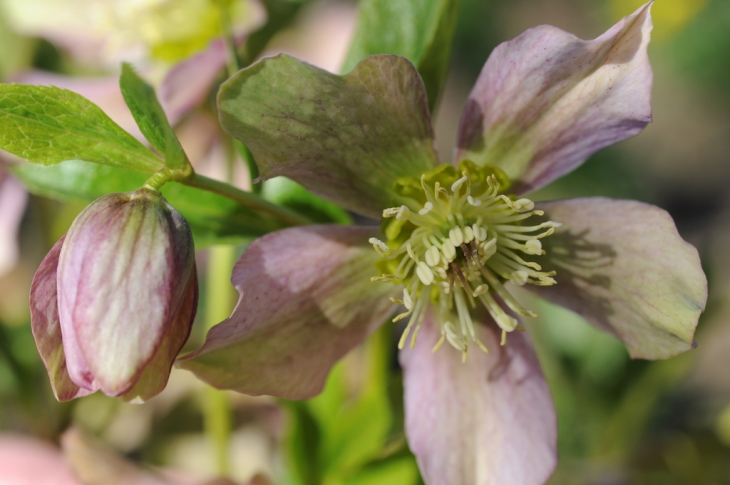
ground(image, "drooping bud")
xmin=30 ymin=188 xmax=197 ymax=402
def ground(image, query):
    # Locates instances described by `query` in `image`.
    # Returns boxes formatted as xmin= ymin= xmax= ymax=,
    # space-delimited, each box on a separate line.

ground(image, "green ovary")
xmin=370 ymin=162 xmax=561 ymax=361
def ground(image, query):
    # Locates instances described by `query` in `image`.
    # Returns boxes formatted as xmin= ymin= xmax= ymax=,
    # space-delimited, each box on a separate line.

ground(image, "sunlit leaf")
xmin=0 ymin=84 xmax=163 ymax=172
xmin=261 ymin=176 xmax=351 ymax=225
xmin=119 ymin=63 xmax=188 ymax=169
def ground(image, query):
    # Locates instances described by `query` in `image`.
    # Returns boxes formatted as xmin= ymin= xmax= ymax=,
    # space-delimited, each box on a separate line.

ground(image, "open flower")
xmin=179 ymin=3 xmax=707 ymax=483
xmin=30 ymin=188 xmax=198 ymax=403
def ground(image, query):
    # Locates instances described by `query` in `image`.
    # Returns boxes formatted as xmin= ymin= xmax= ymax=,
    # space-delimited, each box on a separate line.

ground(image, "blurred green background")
xmin=1 ymin=0 xmax=729 ymax=484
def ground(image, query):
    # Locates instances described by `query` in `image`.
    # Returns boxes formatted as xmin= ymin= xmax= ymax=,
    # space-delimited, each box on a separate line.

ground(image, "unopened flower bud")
xmin=30 ymin=188 xmax=197 ymax=402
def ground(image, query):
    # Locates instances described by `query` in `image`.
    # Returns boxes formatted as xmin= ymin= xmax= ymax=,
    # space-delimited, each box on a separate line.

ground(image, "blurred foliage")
xmin=283 ymin=325 xmax=419 ymax=485
xmin=613 ymin=0 xmax=709 ymax=41
xmin=342 ymin=0 xmax=460 ymax=108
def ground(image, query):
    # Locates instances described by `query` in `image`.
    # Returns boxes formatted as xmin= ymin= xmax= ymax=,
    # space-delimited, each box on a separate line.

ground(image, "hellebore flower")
xmin=180 ymin=3 xmax=707 ymax=483
xmin=30 ymin=188 xmax=198 ymax=403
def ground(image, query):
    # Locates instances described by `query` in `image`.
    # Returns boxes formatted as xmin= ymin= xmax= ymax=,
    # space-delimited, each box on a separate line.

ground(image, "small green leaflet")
xmin=0 ymin=84 xmax=163 ymax=172
xmin=119 ymin=63 xmax=189 ymax=170
xmin=342 ymin=0 xmax=460 ymax=109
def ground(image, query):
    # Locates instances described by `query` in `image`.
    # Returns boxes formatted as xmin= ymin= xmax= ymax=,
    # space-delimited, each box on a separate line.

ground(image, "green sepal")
xmin=457 ymin=159 xmax=511 ymax=194
xmin=393 ymin=163 xmax=459 ymax=206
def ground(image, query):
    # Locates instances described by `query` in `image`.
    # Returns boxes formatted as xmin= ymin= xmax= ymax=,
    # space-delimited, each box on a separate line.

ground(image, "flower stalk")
xmin=202 ymin=244 xmax=238 ymax=476
xmin=184 ymin=172 xmax=310 ymax=226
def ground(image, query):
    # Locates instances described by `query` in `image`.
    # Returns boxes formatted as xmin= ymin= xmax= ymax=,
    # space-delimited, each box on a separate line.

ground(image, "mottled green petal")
xmin=218 ymin=54 xmax=439 ymax=218
xmin=533 ymin=198 xmax=707 ymax=360
xmin=178 ymin=225 xmax=397 ymax=399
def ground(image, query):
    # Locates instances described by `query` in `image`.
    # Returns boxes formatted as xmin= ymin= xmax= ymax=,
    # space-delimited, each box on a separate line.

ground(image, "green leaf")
xmin=119 ymin=63 xmax=188 ymax=169
xmin=344 ymin=456 xmax=420 ymax=485
xmin=11 ymin=160 xmax=285 ymax=247
xmin=262 ymin=176 xmax=352 ymax=224
xmin=342 ymin=0 xmax=460 ymax=109
xmin=283 ymin=400 xmax=323 ymax=485
xmin=307 ymin=325 xmax=393 ymax=482
xmin=0 ymin=84 xmax=163 ymax=172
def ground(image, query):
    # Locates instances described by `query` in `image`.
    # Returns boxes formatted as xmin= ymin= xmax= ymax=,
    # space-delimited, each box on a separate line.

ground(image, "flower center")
xmin=370 ymin=162 xmax=560 ymax=361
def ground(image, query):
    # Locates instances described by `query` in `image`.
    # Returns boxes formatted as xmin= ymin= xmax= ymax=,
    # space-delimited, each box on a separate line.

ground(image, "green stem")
xmin=233 ymin=139 xmax=261 ymax=194
xmin=203 ymin=245 xmax=239 ymax=476
xmin=184 ymin=173 xmax=310 ymax=226
xmin=217 ymin=0 xmax=262 ymax=192
xmin=217 ymin=0 xmax=241 ymax=76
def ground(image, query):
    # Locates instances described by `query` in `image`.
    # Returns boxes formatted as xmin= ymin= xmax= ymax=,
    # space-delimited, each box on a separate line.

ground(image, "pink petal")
xmin=401 ymin=313 xmax=556 ymax=485
xmin=61 ymin=427 xmax=173 ymax=485
xmin=159 ymin=39 xmax=228 ymax=124
xmin=178 ymin=225 xmax=397 ymax=399
xmin=29 ymin=235 xmax=98 ymax=400
xmin=456 ymin=2 xmax=653 ymax=193
xmin=122 ymin=270 xmax=199 ymax=403
xmin=0 ymin=434 xmax=80 ymax=485
xmin=533 ymin=197 xmax=707 ymax=360
xmin=0 ymin=175 xmax=28 ymax=278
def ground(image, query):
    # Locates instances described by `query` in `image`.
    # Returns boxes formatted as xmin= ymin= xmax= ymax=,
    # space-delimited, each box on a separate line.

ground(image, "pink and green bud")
xmin=30 ymin=188 xmax=198 ymax=402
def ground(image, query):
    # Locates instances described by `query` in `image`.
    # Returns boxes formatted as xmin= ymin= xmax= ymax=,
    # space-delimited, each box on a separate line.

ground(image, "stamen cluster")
xmin=370 ymin=169 xmax=560 ymax=360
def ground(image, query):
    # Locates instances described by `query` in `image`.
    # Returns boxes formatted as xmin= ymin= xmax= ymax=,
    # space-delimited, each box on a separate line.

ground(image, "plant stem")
xmin=217 ymin=0 xmax=241 ymax=75
xmin=203 ymin=244 xmax=239 ymax=476
xmin=234 ymin=139 xmax=261 ymax=194
xmin=184 ymin=173 xmax=310 ymax=226
xmin=217 ymin=0 xmax=262 ymax=192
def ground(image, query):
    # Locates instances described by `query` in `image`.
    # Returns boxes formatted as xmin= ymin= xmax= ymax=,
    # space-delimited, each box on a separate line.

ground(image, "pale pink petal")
xmin=178 ymin=225 xmax=397 ymax=399
xmin=0 ymin=175 xmax=28 ymax=278
xmin=29 ymin=235 xmax=98 ymax=400
xmin=122 ymin=271 xmax=198 ymax=403
xmin=159 ymin=39 xmax=228 ymax=123
xmin=456 ymin=2 xmax=653 ymax=193
xmin=401 ymin=314 xmax=556 ymax=485
xmin=533 ymin=198 xmax=707 ymax=360
xmin=0 ymin=434 xmax=80 ymax=485
xmin=61 ymin=427 xmax=171 ymax=485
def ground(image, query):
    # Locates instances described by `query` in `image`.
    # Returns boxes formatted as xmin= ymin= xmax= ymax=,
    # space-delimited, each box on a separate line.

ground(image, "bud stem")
xmin=183 ymin=173 xmax=311 ymax=226
xmin=203 ymin=245 xmax=239 ymax=477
